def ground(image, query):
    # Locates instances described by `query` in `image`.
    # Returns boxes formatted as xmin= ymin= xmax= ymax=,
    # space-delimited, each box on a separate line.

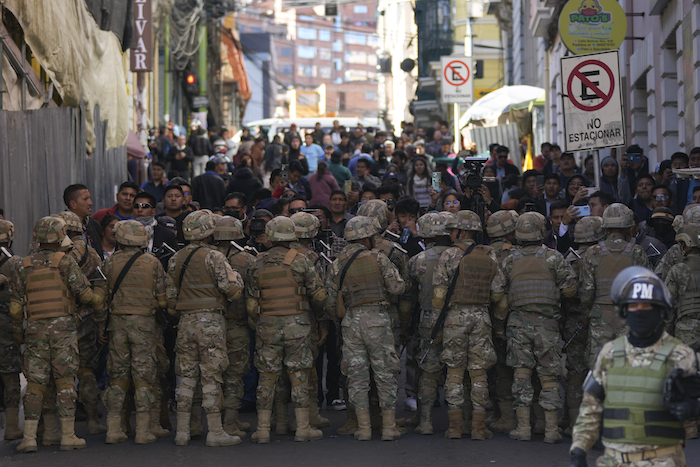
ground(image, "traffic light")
xmin=183 ymin=71 xmax=198 ymax=101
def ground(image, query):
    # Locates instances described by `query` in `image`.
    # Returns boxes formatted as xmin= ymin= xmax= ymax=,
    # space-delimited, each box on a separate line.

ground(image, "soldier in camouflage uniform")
xmin=500 ymin=212 xmax=577 ymax=444
xmin=0 ymin=220 xmax=23 ymax=440
xmin=246 ymin=216 xmax=327 ymax=444
xmin=290 ymin=212 xmax=332 ymax=430
xmin=579 ymin=203 xmax=650 ymax=368
xmin=53 ymin=211 xmax=106 ymax=435
xmin=166 ymin=210 xmax=244 ymax=447
xmin=431 ymin=210 xmax=502 ymax=440
xmin=213 ymin=216 xmax=254 ymax=439
xmin=95 ymin=220 xmax=166 ymax=444
xmin=655 ymin=205 xmax=700 ymax=280
xmin=484 ymin=210 xmax=519 ymax=434
xmin=570 ymin=267 xmax=697 ymax=467
xmin=561 ymin=216 xmax=605 ymax=437
xmin=407 ymin=212 xmax=454 ymax=435
xmin=11 ymin=216 xmax=100 ymax=453
xmin=326 ymin=216 xmax=405 ymax=441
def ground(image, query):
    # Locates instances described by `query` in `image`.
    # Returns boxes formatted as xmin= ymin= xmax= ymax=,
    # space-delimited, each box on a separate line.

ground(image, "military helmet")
xmin=602 ymin=203 xmax=635 ymax=229
xmin=684 ymin=205 xmax=700 ymax=224
xmin=182 ymin=210 xmax=216 ymax=241
xmin=290 ymin=212 xmax=320 ymax=239
xmin=486 ymin=210 xmax=518 ymax=237
xmin=676 ymin=224 xmax=700 ymax=249
xmin=52 ymin=211 xmax=82 ymax=233
xmin=0 ymin=220 xmax=14 ymax=243
xmin=611 ymin=266 xmax=673 ymax=313
xmin=113 ymin=220 xmax=150 ymax=247
xmin=33 ymin=216 xmax=68 ymax=244
xmin=344 ymin=216 xmax=381 ymax=241
xmin=266 ymin=216 xmax=297 ymax=242
xmin=574 ymin=216 xmax=605 ymax=244
xmin=446 ymin=210 xmax=482 ymax=231
xmin=357 ymin=199 xmax=389 ymax=230
xmin=515 ymin=212 xmax=546 ymax=242
xmin=214 ymin=216 xmax=244 ymax=241
xmin=417 ymin=212 xmax=453 ymax=237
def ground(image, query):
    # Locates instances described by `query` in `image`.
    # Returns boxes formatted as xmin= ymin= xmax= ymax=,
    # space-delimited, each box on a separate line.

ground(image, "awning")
xmin=459 ymin=85 xmax=545 ymax=128
xmin=126 ymin=130 xmax=147 ymax=158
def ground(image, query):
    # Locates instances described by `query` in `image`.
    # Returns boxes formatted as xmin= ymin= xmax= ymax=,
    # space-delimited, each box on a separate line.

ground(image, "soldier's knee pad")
xmin=55 ymin=377 xmax=75 ymax=393
xmin=513 ymin=368 xmax=532 ymax=382
xmin=77 ymin=367 xmax=93 ymax=380
xmin=26 ymin=381 xmax=47 ymax=397
xmin=468 ymin=369 xmax=488 ymax=384
xmin=446 ymin=368 xmax=464 ymax=385
xmin=178 ymin=377 xmax=197 ymax=399
xmin=539 ymin=375 xmax=558 ymax=390
xmin=259 ymin=372 xmax=279 ymax=389
xmin=290 ymin=371 xmax=306 ymax=388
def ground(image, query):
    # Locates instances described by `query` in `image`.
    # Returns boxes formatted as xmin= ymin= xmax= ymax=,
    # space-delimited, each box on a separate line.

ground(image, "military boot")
xmin=235 ymin=411 xmax=251 ymax=432
xmin=42 ymin=411 xmax=62 ymax=446
xmin=294 ymin=408 xmax=323 ymax=442
xmin=134 ymin=412 xmax=156 ymax=444
xmin=149 ymin=408 xmax=170 ymax=438
xmin=251 ymin=409 xmax=272 ymax=444
xmin=445 ymin=409 xmax=463 ymax=439
xmin=105 ymin=413 xmax=128 ymax=444
xmin=543 ymin=410 xmax=562 ymax=444
xmin=685 ymin=421 xmax=699 ymax=440
xmin=190 ymin=407 xmax=203 ymax=438
xmin=489 ymin=401 xmax=517 ymax=433
xmin=532 ymin=404 xmax=545 ymax=435
xmin=309 ymin=403 xmax=330 ymax=428
xmin=86 ymin=404 xmax=107 ymax=435
xmin=59 ymin=418 xmax=86 ymax=451
xmin=471 ymin=409 xmax=493 ymax=441
xmin=206 ymin=413 xmax=241 ymax=446
xmin=4 ymin=408 xmax=23 ymax=440
xmin=16 ymin=420 xmax=39 ymax=453
xmin=337 ymin=406 xmax=358 ymax=436
xmin=404 ymin=400 xmax=421 ymax=427
xmin=461 ymin=404 xmax=473 ymax=435
xmin=223 ymin=409 xmax=247 ymax=438
xmin=174 ymin=412 xmax=191 ymax=446
xmin=275 ymin=400 xmax=292 ymax=435
xmin=381 ymin=410 xmax=401 ymax=441
xmin=509 ymin=407 xmax=531 ymax=441
xmin=354 ymin=409 xmax=372 ymax=441
xmin=413 ymin=404 xmax=433 ymax=435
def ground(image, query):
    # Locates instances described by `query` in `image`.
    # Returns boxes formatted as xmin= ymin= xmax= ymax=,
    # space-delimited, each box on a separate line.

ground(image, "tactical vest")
xmin=108 ymin=252 xmax=156 ymax=316
xmin=418 ymin=247 xmax=448 ymax=312
xmin=677 ymin=255 xmax=700 ymax=321
xmin=257 ymin=248 xmax=309 ymax=316
xmin=508 ymin=246 xmax=559 ymax=308
xmin=603 ymin=337 xmax=685 ymax=445
xmin=225 ymin=249 xmax=250 ymax=320
xmin=450 ymin=243 xmax=497 ymax=306
xmin=337 ymin=248 xmax=387 ymax=308
xmin=492 ymin=240 xmax=513 ymax=263
xmin=22 ymin=252 xmax=74 ymax=321
xmin=174 ymin=247 xmax=227 ymax=313
xmin=595 ymin=240 xmax=636 ymax=305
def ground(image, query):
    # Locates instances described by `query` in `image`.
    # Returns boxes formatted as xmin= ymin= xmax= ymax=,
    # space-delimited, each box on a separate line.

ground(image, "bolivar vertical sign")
xmin=131 ymin=0 xmax=153 ymax=72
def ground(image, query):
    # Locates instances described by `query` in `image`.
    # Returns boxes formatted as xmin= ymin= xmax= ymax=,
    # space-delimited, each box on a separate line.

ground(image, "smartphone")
xmin=577 ymin=205 xmax=591 ymax=217
xmin=628 ymin=154 xmax=643 ymax=163
xmin=344 ymin=180 xmax=352 ymax=194
xmin=524 ymin=202 xmax=536 ymax=212
xmin=536 ymin=175 xmax=545 ymax=186
xmin=400 ymin=228 xmax=410 ymax=244
xmin=432 ymin=172 xmax=442 ymax=192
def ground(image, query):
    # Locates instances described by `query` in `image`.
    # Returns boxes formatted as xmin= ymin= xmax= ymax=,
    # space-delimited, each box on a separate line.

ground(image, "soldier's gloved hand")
xmin=13 ymin=332 xmax=23 ymax=347
xmin=664 ymin=395 xmax=700 ymax=422
xmin=569 ymin=448 xmax=587 ymax=467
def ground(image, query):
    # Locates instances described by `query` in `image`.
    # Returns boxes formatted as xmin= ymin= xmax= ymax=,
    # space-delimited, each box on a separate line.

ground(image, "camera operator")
xmin=246 ymin=209 xmax=273 ymax=252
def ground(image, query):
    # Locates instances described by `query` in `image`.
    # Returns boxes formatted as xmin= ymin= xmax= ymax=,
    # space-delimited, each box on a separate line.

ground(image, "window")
xmin=365 ymin=91 xmax=377 ymax=101
xmin=345 ymin=33 xmax=367 ymax=45
xmin=332 ymin=39 xmax=343 ymax=52
xmin=345 ymin=69 xmax=368 ymax=81
xmin=319 ymin=30 xmax=331 ymax=42
xmin=280 ymin=65 xmax=293 ymax=75
xmin=319 ymin=48 xmax=331 ymax=60
xmin=353 ymin=5 xmax=368 ymax=13
xmin=298 ymin=27 xmax=317 ymax=40
xmin=345 ymin=51 xmax=367 ymax=64
xmin=320 ymin=67 xmax=332 ymax=79
xmin=280 ymin=47 xmax=293 ymax=57
xmin=333 ymin=58 xmax=343 ymax=71
xmin=298 ymin=46 xmax=317 ymax=59
xmin=297 ymin=65 xmax=314 ymax=77
xmin=299 ymin=15 xmax=316 ymax=22
xmin=368 ymin=55 xmax=377 ymax=66
xmin=368 ymin=35 xmax=380 ymax=48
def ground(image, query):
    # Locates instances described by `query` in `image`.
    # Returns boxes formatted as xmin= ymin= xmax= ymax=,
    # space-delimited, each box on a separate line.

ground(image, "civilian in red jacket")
xmin=91 ymin=181 xmax=139 ymax=221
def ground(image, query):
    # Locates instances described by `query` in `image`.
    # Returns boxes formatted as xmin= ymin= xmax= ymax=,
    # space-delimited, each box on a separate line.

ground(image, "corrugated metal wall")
xmin=0 ymin=105 xmax=126 ymax=255
xmin=464 ymin=123 xmax=523 ymax=172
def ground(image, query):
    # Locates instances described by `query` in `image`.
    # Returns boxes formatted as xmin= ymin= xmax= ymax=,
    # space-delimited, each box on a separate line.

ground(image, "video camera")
xmin=459 ymin=156 xmax=492 ymax=190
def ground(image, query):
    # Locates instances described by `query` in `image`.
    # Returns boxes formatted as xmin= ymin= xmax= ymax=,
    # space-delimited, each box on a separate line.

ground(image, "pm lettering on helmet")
xmin=632 ymin=283 xmax=654 ymax=300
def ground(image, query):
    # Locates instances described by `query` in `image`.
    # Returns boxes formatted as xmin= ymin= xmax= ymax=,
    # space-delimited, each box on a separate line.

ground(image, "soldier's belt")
xmin=604 ymin=444 xmax=681 ymax=463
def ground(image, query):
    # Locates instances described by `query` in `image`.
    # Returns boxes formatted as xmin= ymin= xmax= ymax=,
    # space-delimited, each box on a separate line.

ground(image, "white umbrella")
xmin=459 ymin=85 xmax=545 ymax=127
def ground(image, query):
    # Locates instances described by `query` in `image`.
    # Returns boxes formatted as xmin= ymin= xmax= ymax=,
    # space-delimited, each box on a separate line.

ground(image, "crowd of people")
xmin=1 ymin=120 xmax=700 ymax=466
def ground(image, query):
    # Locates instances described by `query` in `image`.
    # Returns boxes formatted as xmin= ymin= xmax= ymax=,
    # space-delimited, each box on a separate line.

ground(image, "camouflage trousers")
xmin=175 ymin=312 xmax=228 ymax=414
xmin=595 ymin=445 xmax=686 ymax=467
xmin=23 ymin=316 xmax=78 ymax=420
xmin=341 ymin=305 xmax=399 ymax=411
xmin=255 ymin=313 xmax=313 ymax=410
xmin=223 ymin=318 xmax=251 ymax=410
xmin=415 ymin=314 xmax=444 ymax=407
xmin=103 ymin=315 xmax=156 ymax=413
xmin=563 ymin=314 xmax=589 ymax=413
xmin=77 ymin=313 xmax=101 ymax=409
xmin=440 ymin=306 xmax=496 ymax=410
xmin=0 ymin=311 xmax=22 ymax=409
xmin=506 ymin=311 xmax=563 ymax=411
xmin=588 ymin=305 xmax=627 ymax=368
xmin=675 ymin=317 xmax=700 ymax=352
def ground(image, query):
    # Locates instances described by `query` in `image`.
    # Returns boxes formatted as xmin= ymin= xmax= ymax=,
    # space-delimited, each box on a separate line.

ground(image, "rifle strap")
xmin=105 ymin=252 xmax=144 ymax=333
xmin=174 ymin=246 xmax=203 ymax=306
xmin=337 ymin=249 xmax=364 ymax=293
xmin=429 ymin=243 xmax=476 ymax=341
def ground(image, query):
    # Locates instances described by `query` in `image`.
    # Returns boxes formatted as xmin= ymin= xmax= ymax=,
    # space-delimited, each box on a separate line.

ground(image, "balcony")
xmin=529 ymin=0 xmax=553 ymax=37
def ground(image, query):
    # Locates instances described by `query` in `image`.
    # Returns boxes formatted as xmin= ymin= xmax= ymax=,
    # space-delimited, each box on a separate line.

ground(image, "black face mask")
xmin=626 ymin=307 xmax=665 ymax=347
xmin=652 ymin=222 xmax=673 ymax=239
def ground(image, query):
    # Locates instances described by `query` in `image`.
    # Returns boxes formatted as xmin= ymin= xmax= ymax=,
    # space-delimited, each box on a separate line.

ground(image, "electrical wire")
xmin=170 ymin=0 xmax=205 ymax=71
